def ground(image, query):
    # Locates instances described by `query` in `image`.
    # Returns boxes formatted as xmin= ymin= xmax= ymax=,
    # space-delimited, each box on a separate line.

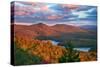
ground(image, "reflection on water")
xmin=50 ymin=40 xmax=90 ymax=52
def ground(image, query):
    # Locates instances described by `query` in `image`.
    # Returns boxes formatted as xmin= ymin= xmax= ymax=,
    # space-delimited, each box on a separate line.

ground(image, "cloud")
xmin=62 ymin=4 xmax=78 ymax=10
xmin=67 ymin=6 xmax=97 ymax=21
xmin=66 ymin=20 xmax=97 ymax=26
xmin=12 ymin=1 xmax=97 ymax=26
xmin=14 ymin=2 xmax=27 ymax=7
xmin=47 ymin=15 xmax=62 ymax=20
xmin=71 ymin=10 xmax=88 ymax=19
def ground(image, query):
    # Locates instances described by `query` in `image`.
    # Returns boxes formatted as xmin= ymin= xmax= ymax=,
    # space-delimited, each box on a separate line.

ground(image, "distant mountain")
xmin=13 ymin=23 xmax=88 ymax=39
xmin=28 ymin=23 xmax=59 ymax=36
xmin=80 ymin=25 xmax=97 ymax=31
xmin=52 ymin=24 xmax=87 ymax=33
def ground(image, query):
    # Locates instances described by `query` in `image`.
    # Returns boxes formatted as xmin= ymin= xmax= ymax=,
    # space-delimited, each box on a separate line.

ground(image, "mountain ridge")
xmin=13 ymin=23 xmax=88 ymax=39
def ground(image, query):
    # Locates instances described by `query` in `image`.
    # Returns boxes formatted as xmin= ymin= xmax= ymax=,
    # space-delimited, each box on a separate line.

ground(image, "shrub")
xmin=14 ymin=42 xmax=42 ymax=65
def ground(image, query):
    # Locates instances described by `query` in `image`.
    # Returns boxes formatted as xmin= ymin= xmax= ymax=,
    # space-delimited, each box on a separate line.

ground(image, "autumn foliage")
xmin=13 ymin=33 xmax=97 ymax=65
xmin=14 ymin=35 xmax=66 ymax=63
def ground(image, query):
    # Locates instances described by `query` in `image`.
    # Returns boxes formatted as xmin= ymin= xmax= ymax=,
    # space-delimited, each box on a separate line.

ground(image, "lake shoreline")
xmin=50 ymin=40 xmax=91 ymax=52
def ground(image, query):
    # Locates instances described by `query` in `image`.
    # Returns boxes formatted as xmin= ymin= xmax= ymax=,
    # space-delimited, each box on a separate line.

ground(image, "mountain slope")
xmin=13 ymin=23 xmax=88 ymax=39
xmin=28 ymin=23 xmax=59 ymax=36
xmin=52 ymin=24 xmax=87 ymax=33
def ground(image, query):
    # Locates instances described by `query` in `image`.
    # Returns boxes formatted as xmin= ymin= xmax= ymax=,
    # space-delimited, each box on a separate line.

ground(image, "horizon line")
xmin=12 ymin=22 xmax=97 ymax=27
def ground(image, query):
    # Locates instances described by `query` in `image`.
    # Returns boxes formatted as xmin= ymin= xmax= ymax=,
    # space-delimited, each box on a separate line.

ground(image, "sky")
xmin=11 ymin=1 xmax=97 ymax=26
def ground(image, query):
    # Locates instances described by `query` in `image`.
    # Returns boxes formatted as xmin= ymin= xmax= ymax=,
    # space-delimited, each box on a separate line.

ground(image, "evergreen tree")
xmin=59 ymin=41 xmax=80 ymax=63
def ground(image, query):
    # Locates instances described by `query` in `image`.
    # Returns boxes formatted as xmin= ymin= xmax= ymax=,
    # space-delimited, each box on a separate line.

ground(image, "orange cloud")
xmin=62 ymin=4 xmax=78 ymax=10
xmin=41 ymin=6 xmax=49 ymax=11
xmin=15 ymin=11 xmax=29 ymax=16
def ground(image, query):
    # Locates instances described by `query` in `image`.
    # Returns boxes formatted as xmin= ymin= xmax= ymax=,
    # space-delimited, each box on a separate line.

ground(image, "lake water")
xmin=51 ymin=40 xmax=59 ymax=45
xmin=50 ymin=40 xmax=91 ymax=52
xmin=73 ymin=48 xmax=90 ymax=52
